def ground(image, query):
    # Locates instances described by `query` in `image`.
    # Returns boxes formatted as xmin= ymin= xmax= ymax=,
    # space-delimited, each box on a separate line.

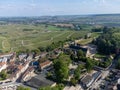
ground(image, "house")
xmin=69 ymin=44 xmax=97 ymax=58
xmin=48 ymin=50 xmax=62 ymax=59
xmin=0 ymin=57 xmax=8 ymax=72
xmin=26 ymin=74 xmax=56 ymax=89
xmin=0 ymin=53 xmax=16 ymax=63
xmin=0 ymin=53 xmax=14 ymax=59
xmin=92 ymin=71 xmax=102 ymax=82
xmin=39 ymin=52 xmax=47 ymax=58
xmin=81 ymin=75 xmax=94 ymax=88
xmin=69 ymin=44 xmax=88 ymax=52
xmin=69 ymin=44 xmax=89 ymax=57
xmin=0 ymin=57 xmax=7 ymax=63
xmin=26 ymin=53 xmax=33 ymax=61
xmin=39 ymin=60 xmax=52 ymax=70
xmin=34 ymin=55 xmax=40 ymax=60
xmin=54 ymin=49 xmax=62 ymax=55
xmin=0 ymin=62 xmax=7 ymax=72
xmin=9 ymin=53 xmax=16 ymax=62
xmin=8 ymin=65 xmax=20 ymax=81
xmin=9 ymin=61 xmax=30 ymax=81
xmin=9 ymin=64 xmax=25 ymax=81
xmin=21 ymin=66 xmax=34 ymax=82
xmin=18 ymin=53 xmax=27 ymax=61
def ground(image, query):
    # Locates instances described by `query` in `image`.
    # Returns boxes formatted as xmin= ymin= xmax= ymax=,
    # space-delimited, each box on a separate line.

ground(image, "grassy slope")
xmin=77 ymin=32 xmax=100 ymax=45
xmin=0 ymin=24 xmax=89 ymax=52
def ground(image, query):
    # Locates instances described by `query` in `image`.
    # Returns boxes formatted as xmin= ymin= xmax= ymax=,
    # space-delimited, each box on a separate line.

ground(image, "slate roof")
xmin=81 ymin=75 xmax=93 ymax=85
xmin=26 ymin=74 xmax=55 ymax=89
xmin=69 ymin=45 xmax=88 ymax=52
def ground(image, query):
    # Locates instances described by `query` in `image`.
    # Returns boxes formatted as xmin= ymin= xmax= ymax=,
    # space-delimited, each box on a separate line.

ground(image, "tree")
xmin=38 ymin=47 xmax=46 ymax=52
xmin=70 ymin=54 xmax=76 ymax=61
xmin=0 ymin=70 xmax=7 ymax=80
xmin=46 ymin=72 xmax=52 ymax=80
xmin=104 ymin=58 xmax=112 ymax=67
xmin=117 ymin=58 xmax=120 ymax=69
xmin=54 ymin=59 xmax=69 ymax=83
xmin=99 ymin=57 xmax=112 ymax=68
xmin=103 ymin=26 xmax=109 ymax=34
xmin=86 ymin=58 xmax=94 ymax=72
xmin=38 ymin=86 xmax=51 ymax=90
xmin=38 ymin=84 xmax=64 ymax=90
xmin=31 ymin=49 xmax=40 ymax=54
xmin=92 ymin=28 xmax=103 ymax=32
xmin=70 ymin=77 xmax=77 ymax=86
xmin=74 ymin=65 xmax=81 ymax=80
xmin=77 ymin=50 xmax=85 ymax=60
xmin=93 ymin=27 xmax=120 ymax=55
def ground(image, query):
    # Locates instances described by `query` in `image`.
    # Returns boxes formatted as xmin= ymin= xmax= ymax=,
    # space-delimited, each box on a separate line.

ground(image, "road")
xmin=90 ymin=56 xmax=118 ymax=90
xmin=0 ymin=82 xmax=37 ymax=90
xmin=0 ymin=82 xmax=21 ymax=90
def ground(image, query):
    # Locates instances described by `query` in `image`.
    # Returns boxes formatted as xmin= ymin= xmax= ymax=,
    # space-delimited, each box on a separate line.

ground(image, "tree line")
xmin=92 ymin=26 xmax=120 ymax=55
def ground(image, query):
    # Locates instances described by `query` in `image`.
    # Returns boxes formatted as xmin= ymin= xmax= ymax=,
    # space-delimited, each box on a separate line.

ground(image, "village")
xmin=1 ymin=0 xmax=120 ymax=90
xmin=0 ymin=33 xmax=119 ymax=90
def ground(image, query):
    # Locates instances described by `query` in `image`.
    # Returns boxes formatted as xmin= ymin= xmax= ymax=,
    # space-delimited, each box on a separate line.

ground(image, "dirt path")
xmin=2 ymin=40 xmax=5 ymax=49
xmin=21 ymin=40 xmax=24 ymax=46
xmin=67 ymin=32 xmax=74 ymax=38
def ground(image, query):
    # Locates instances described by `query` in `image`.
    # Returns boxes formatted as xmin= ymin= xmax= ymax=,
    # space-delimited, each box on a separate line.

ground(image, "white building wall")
xmin=86 ymin=78 xmax=94 ymax=87
xmin=0 ymin=64 xmax=7 ymax=72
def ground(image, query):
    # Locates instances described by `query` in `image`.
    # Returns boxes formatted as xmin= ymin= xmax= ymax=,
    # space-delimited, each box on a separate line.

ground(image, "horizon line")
xmin=0 ymin=13 xmax=120 ymax=18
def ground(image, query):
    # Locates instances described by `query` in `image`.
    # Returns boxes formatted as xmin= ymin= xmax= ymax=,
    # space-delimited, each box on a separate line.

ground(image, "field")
xmin=0 ymin=24 xmax=90 ymax=52
xmin=77 ymin=32 xmax=100 ymax=45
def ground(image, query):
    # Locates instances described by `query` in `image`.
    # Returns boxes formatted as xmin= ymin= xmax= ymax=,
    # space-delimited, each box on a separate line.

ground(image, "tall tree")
xmin=74 ymin=65 xmax=81 ymax=80
xmin=86 ymin=58 xmax=94 ymax=72
xmin=54 ymin=59 xmax=69 ymax=83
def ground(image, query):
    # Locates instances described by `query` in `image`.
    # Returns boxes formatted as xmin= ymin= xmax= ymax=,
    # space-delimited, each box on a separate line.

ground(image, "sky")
xmin=0 ymin=0 xmax=120 ymax=16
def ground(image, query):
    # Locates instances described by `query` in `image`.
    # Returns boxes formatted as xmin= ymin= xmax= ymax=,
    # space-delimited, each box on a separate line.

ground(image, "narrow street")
xmin=89 ymin=56 xmax=119 ymax=90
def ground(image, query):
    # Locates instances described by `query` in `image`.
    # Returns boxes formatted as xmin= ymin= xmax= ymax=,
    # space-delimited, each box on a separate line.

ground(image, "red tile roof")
xmin=0 ymin=62 xmax=6 ymax=66
xmin=40 ymin=60 xmax=52 ymax=68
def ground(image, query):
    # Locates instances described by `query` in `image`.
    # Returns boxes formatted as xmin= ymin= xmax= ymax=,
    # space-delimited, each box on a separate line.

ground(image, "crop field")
xmin=0 ymin=24 xmax=90 ymax=52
